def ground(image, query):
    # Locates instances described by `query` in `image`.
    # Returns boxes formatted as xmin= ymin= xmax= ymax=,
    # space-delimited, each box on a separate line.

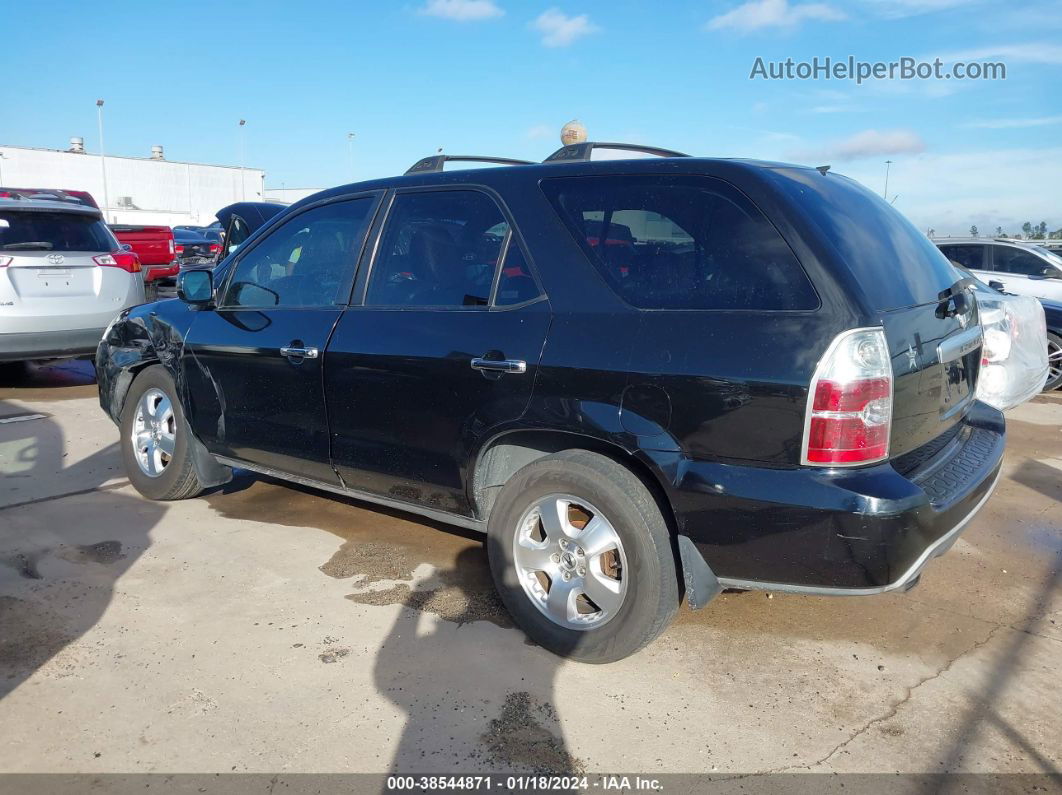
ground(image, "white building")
xmin=263 ymin=187 xmax=323 ymax=205
xmin=0 ymin=139 xmax=266 ymax=226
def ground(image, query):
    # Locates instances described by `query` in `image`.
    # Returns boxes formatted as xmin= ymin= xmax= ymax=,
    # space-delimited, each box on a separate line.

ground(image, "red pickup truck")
xmin=109 ymin=225 xmax=177 ymax=284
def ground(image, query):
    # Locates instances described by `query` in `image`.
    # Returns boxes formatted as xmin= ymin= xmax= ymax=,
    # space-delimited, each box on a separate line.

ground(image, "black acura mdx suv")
xmin=97 ymin=143 xmax=1004 ymax=662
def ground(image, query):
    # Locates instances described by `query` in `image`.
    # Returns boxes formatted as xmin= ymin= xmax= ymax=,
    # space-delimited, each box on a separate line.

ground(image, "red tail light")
xmin=168 ymin=238 xmax=175 ymax=255
xmin=94 ymin=251 xmax=142 ymax=273
xmin=175 ymin=244 xmax=185 ymax=255
xmin=209 ymin=243 xmax=220 ymax=254
xmin=802 ymin=328 xmax=893 ymax=466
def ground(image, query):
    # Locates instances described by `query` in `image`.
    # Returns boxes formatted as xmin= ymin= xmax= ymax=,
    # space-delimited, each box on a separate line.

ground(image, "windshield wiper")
xmin=0 ymin=241 xmax=55 ymax=251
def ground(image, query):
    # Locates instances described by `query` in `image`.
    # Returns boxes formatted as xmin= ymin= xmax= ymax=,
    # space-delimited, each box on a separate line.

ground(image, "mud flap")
xmin=189 ymin=434 xmax=232 ymax=489
xmin=677 ymin=534 xmax=722 ymax=610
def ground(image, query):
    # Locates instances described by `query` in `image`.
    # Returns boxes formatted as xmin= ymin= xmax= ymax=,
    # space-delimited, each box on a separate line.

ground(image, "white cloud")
xmin=963 ymin=115 xmax=1062 ymax=129
xmin=937 ymin=42 xmax=1062 ymax=65
xmin=861 ymin=0 xmax=981 ymax=19
xmin=531 ymin=8 xmax=599 ymax=47
xmin=706 ymin=0 xmax=845 ymax=33
xmin=419 ymin=0 xmax=503 ymax=21
xmin=788 ymin=129 xmax=926 ymax=162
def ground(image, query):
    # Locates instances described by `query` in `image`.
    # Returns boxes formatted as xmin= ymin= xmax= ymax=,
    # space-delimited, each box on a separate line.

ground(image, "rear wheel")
xmin=487 ymin=450 xmax=679 ymax=663
xmin=120 ymin=366 xmax=204 ymax=500
xmin=1046 ymin=332 xmax=1062 ymax=392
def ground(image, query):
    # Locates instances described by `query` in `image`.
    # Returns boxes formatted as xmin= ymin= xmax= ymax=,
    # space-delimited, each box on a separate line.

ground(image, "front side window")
xmin=223 ymin=199 xmax=373 ymax=308
xmin=541 ymin=175 xmax=817 ymax=311
xmin=0 ymin=211 xmax=116 ymax=253
xmin=995 ymin=246 xmax=1051 ymax=277
xmin=366 ymin=190 xmax=512 ymax=308
xmin=226 ymin=216 xmax=251 ymax=255
xmin=939 ymin=244 xmax=987 ymax=271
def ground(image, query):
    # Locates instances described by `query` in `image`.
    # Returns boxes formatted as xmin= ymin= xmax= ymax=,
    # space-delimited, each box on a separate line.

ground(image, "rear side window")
xmin=939 ymin=244 xmax=987 ymax=271
xmin=541 ymin=175 xmax=817 ymax=311
xmin=0 ymin=211 xmax=115 ymax=253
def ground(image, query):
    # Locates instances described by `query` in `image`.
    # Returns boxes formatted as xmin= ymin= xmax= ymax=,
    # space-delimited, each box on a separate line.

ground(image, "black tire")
xmin=120 ymin=365 xmax=205 ymax=501
xmin=487 ymin=450 xmax=679 ymax=663
xmin=1046 ymin=332 xmax=1062 ymax=392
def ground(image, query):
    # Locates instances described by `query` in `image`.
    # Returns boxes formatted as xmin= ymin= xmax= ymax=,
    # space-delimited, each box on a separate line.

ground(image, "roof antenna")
xmin=816 ymin=165 xmax=831 ymax=175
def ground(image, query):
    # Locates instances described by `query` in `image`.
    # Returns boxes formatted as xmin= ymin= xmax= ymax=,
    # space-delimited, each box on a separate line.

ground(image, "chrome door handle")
xmin=280 ymin=346 xmax=319 ymax=359
xmin=471 ymin=357 xmax=526 ymax=374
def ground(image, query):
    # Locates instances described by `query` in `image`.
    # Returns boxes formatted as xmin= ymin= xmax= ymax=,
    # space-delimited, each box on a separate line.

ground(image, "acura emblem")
xmin=47 ymin=254 xmax=65 ymax=265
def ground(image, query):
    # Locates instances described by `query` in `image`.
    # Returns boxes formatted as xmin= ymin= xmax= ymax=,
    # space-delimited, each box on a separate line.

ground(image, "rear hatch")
xmin=767 ymin=169 xmax=983 ymax=458
xmin=110 ymin=225 xmax=174 ymax=266
xmin=0 ymin=205 xmax=132 ymax=329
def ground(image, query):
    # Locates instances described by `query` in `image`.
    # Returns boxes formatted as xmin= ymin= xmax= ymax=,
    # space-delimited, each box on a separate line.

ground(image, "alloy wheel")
xmin=131 ymin=387 xmax=176 ymax=477
xmin=512 ymin=494 xmax=628 ymax=630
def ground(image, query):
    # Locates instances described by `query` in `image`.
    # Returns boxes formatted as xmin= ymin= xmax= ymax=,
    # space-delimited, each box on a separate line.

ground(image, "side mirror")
xmin=177 ymin=269 xmax=214 ymax=306
xmin=1042 ymin=266 xmax=1062 ymax=279
xmin=120 ymin=243 xmax=133 ymax=252
xmin=988 ymin=280 xmax=1005 ymax=292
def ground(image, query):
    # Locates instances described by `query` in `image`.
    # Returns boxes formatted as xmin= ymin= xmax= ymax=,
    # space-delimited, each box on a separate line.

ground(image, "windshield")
xmin=0 ymin=210 xmax=116 ymax=252
xmin=764 ymin=168 xmax=961 ymax=310
xmin=1029 ymin=245 xmax=1062 ymax=267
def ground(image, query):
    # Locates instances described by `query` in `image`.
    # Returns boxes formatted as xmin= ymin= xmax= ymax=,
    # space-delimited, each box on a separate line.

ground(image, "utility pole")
xmin=96 ymin=99 xmax=110 ymax=222
xmin=238 ymin=119 xmax=247 ymax=201
xmin=883 ymin=160 xmax=893 ymax=201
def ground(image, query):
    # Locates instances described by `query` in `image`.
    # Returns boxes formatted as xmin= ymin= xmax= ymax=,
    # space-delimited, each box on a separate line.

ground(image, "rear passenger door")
xmin=325 ymin=187 xmax=550 ymax=516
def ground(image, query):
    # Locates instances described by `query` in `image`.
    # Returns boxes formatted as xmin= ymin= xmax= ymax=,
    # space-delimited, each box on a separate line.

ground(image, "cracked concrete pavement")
xmin=0 ymin=360 xmax=1059 ymax=775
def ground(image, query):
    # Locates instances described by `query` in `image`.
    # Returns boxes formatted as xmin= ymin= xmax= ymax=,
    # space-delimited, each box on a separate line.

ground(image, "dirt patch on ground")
xmin=480 ymin=691 xmax=585 ymax=775
xmin=0 ymin=596 xmax=73 ymax=693
xmin=347 ymin=578 xmax=511 ymax=628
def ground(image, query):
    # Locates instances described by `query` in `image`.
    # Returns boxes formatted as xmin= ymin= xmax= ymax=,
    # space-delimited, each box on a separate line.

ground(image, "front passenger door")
xmin=182 ymin=195 xmax=379 ymax=482
xmin=990 ymin=245 xmax=1062 ymax=300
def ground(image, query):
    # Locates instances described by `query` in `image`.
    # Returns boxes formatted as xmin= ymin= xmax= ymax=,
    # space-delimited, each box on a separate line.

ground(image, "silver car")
xmin=0 ymin=199 xmax=145 ymax=361
xmin=936 ymin=238 xmax=1062 ymax=303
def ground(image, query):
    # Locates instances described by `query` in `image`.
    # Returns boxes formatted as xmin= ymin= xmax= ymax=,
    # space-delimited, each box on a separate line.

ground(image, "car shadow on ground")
xmin=0 ymin=406 xmax=164 ymax=702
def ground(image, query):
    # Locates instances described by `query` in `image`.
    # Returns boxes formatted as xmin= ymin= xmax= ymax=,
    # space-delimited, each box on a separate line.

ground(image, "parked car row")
xmin=97 ymin=143 xmax=1009 ymax=662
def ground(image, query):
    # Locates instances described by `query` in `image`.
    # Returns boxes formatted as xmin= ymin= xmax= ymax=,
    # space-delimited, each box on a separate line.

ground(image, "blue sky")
xmin=1 ymin=0 xmax=1057 ymax=234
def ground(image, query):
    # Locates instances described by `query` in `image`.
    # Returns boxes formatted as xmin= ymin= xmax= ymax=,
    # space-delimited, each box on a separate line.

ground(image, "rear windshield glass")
xmin=0 ymin=211 xmax=115 ymax=252
xmin=541 ymin=174 xmax=818 ymax=311
xmin=763 ymin=168 xmax=959 ymax=309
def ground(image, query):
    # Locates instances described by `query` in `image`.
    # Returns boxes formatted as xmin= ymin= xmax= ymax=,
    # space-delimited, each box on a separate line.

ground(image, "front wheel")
xmin=1046 ymin=332 xmax=1062 ymax=392
xmin=487 ymin=450 xmax=680 ymax=663
xmin=120 ymin=366 xmax=205 ymax=501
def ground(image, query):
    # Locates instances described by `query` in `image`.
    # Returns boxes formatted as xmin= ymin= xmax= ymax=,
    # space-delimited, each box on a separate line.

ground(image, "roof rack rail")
xmin=543 ymin=141 xmax=690 ymax=163
xmin=405 ymin=155 xmax=535 ymax=175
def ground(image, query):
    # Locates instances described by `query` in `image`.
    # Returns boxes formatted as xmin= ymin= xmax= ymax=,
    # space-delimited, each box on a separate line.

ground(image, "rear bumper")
xmin=145 ymin=263 xmax=180 ymax=282
xmin=0 ymin=327 xmax=106 ymax=361
xmin=673 ymin=401 xmax=1005 ymax=592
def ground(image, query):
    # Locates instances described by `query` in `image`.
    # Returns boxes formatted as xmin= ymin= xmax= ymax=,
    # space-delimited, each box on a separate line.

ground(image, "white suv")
xmin=0 ymin=199 xmax=146 ymax=362
xmin=937 ymin=238 xmax=1062 ymax=303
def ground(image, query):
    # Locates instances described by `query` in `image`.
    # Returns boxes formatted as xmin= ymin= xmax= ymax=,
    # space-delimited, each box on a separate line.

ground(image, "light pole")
xmin=347 ymin=132 xmax=356 ymax=181
xmin=238 ymin=119 xmax=247 ymax=201
xmin=96 ymin=99 xmax=111 ymax=222
xmin=883 ymin=160 xmax=893 ymax=200
xmin=0 ymin=152 xmax=7 ymax=184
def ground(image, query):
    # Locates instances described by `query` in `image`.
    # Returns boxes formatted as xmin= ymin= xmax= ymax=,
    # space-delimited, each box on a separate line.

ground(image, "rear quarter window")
xmin=763 ymin=168 xmax=959 ymax=310
xmin=0 ymin=211 xmax=116 ymax=253
xmin=541 ymin=174 xmax=818 ymax=311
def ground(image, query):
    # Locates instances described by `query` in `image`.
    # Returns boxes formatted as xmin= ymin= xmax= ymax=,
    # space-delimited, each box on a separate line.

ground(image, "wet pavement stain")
xmin=0 ymin=551 xmax=43 ymax=580
xmin=206 ymin=475 xmax=512 ymax=628
xmin=0 ymin=360 xmax=98 ymax=402
xmin=480 ymin=692 xmax=585 ymax=775
xmin=56 ymin=541 xmax=126 ymax=566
